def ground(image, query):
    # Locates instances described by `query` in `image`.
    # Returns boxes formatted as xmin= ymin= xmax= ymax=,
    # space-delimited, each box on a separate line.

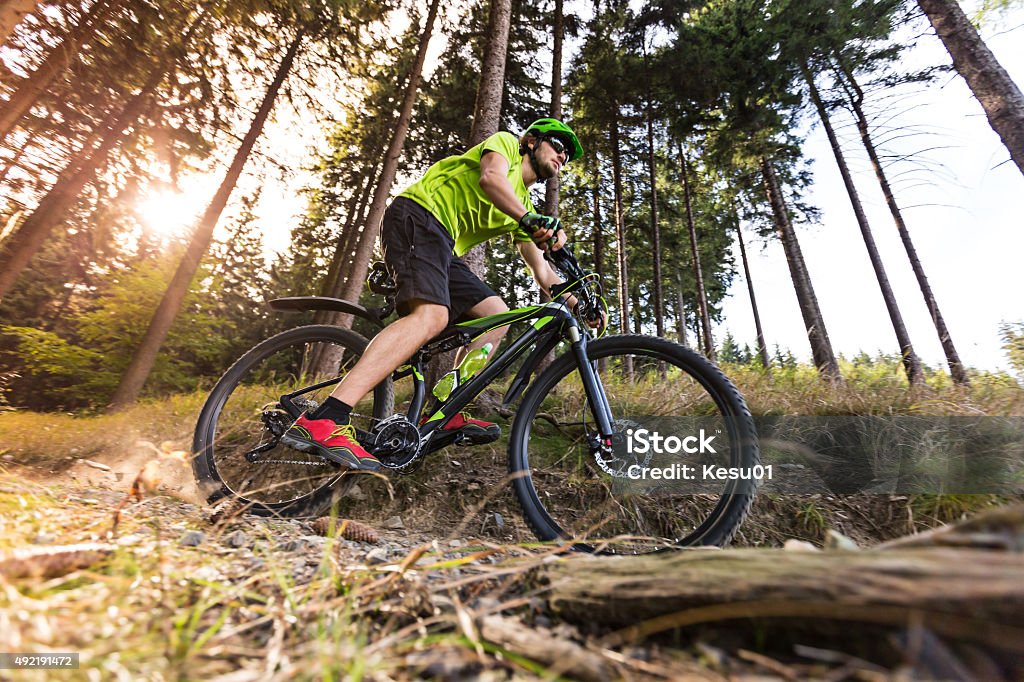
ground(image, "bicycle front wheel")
xmin=509 ymin=335 xmax=758 ymax=552
xmin=192 ymin=325 xmax=394 ymax=517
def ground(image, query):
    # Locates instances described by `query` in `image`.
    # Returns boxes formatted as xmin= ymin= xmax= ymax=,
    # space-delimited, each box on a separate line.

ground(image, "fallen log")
xmin=546 ymin=547 xmax=1024 ymax=650
xmin=545 ymin=504 xmax=1024 ymax=653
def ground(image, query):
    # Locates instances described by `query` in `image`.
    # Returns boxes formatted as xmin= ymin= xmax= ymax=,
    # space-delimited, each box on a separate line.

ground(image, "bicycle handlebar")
xmin=543 ymin=245 xmax=604 ymax=325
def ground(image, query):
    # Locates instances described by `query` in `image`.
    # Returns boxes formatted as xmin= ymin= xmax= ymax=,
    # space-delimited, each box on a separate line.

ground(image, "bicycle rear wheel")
xmin=509 ymin=335 xmax=758 ymax=552
xmin=192 ymin=325 xmax=393 ymax=517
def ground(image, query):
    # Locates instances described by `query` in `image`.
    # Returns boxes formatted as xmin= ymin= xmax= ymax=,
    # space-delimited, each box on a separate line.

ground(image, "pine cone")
xmin=311 ymin=517 xmax=380 ymax=543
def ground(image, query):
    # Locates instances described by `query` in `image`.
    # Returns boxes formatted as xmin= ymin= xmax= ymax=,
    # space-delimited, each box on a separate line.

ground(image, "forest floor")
xmin=0 ymin=386 xmax=1021 ymax=680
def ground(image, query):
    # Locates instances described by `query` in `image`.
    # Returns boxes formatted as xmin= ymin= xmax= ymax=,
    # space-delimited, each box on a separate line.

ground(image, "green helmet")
xmin=526 ymin=118 xmax=583 ymax=162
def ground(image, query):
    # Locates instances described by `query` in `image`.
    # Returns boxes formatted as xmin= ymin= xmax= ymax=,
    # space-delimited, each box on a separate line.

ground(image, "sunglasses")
xmin=543 ymin=135 xmax=569 ymax=160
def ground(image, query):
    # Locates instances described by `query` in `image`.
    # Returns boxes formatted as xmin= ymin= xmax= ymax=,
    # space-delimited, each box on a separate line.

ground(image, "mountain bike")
xmin=192 ymin=246 xmax=760 ymax=551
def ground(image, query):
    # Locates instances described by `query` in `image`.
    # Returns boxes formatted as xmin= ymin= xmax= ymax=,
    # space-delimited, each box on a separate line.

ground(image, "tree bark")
xmin=321 ymin=161 xmax=380 ymax=304
xmin=462 ymin=0 xmax=512 ymax=280
xmin=0 ymin=69 xmax=163 ymax=301
xmin=680 ymin=149 xmax=713 ymax=359
xmin=336 ymin=0 xmax=441 ymax=326
xmin=610 ymin=112 xmax=629 ymax=336
xmin=803 ymin=66 xmax=922 ymax=385
xmin=917 ymin=0 xmax=1024 ymax=177
xmin=108 ymin=31 xmax=304 ymax=410
xmin=645 ymin=107 xmax=664 ymax=339
xmin=734 ymin=216 xmax=769 ymax=370
xmin=547 ymin=547 xmax=1024 ymax=649
xmin=0 ymin=0 xmax=39 ymax=47
xmin=760 ymin=157 xmax=841 ymax=381
xmin=674 ymin=282 xmax=688 ymax=347
xmin=590 ymin=155 xmax=603 ymax=281
xmin=543 ymin=0 xmax=563 ymax=216
xmin=547 ymin=505 xmax=1024 ymax=652
xmin=0 ymin=0 xmax=123 ymax=143
xmin=838 ymin=59 xmax=968 ymax=385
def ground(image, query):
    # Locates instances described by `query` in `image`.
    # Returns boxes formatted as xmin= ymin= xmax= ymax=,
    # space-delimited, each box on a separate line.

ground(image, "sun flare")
xmin=136 ymin=189 xmax=202 ymax=237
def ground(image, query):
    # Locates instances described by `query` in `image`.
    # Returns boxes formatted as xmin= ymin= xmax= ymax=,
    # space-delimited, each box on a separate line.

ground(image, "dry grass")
xmin=0 ymin=392 xmax=205 ymax=469
xmin=721 ymin=361 xmax=1024 ymax=417
xmin=1 ymin=362 xmax=1022 ymax=678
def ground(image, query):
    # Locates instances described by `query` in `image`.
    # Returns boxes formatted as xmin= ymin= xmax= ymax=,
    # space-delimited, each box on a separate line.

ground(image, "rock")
xmin=179 ymin=531 xmax=205 ymax=547
xmin=449 ymin=539 xmax=462 ymax=548
xmin=117 ymin=534 xmax=146 ymax=547
xmin=1 ymin=454 xmax=14 ymax=462
xmin=278 ymin=539 xmax=307 ymax=553
xmin=383 ymin=516 xmax=405 ymax=530
xmin=365 ymin=547 xmax=389 ymax=564
xmin=223 ymin=530 xmax=249 ymax=548
xmin=346 ymin=484 xmax=367 ymax=501
xmin=783 ymin=539 xmax=819 ymax=552
xmin=825 ymin=529 xmax=860 ymax=551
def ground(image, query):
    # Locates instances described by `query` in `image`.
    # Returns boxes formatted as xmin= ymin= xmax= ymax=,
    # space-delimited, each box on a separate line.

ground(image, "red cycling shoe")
xmin=280 ymin=413 xmax=381 ymax=471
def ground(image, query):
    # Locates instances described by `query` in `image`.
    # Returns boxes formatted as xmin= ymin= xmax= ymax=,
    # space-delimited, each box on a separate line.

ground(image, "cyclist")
xmin=281 ymin=118 xmax=597 ymax=471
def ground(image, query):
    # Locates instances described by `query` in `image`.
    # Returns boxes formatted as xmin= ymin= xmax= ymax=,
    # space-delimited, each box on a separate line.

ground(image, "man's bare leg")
xmin=331 ymin=300 xmax=449 ymax=406
xmin=453 ymin=296 xmax=510 ymax=366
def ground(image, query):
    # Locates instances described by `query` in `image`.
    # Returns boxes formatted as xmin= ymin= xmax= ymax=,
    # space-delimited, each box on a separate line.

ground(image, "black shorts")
xmin=380 ymin=197 xmax=498 ymax=323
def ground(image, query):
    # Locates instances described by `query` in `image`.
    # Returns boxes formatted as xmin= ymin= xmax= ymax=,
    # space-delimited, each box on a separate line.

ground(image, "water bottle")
xmin=431 ymin=343 xmax=493 ymax=401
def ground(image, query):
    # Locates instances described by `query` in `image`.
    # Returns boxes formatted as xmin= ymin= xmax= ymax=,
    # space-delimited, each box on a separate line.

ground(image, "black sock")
xmin=309 ymin=397 xmax=353 ymax=423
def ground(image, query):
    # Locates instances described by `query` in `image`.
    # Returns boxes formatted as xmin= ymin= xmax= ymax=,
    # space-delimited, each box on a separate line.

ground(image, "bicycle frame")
xmin=408 ymin=297 xmax=614 ymax=453
xmin=273 ymin=293 xmax=616 ymax=458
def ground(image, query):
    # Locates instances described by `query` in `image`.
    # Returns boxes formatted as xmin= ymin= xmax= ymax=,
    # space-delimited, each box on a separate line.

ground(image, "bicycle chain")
xmin=252 ymin=458 xmax=333 ymax=467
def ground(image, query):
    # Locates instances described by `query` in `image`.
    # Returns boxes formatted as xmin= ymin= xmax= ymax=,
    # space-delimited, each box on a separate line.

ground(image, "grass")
xmin=1 ymin=360 xmax=1022 ymax=677
xmin=0 ymin=391 xmax=207 ymax=469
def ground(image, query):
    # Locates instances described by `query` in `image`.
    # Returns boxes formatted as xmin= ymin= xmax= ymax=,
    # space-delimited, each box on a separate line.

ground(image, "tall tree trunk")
xmin=645 ymin=107 xmax=664 ymax=338
xmin=0 ymin=0 xmax=39 ymax=46
xmin=591 ymin=167 xmax=603 ymax=281
xmin=462 ymin=0 xmax=512 ymax=280
xmin=760 ymin=157 xmax=841 ymax=381
xmin=917 ymin=0 xmax=1024 ymax=177
xmin=838 ymin=59 xmax=968 ymax=385
xmin=610 ymin=111 xmax=630 ymax=336
xmin=320 ymin=161 xmax=380 ymax=306
xmin=680 ymin=149 xmax=714 ymax=359
xmin=733 ymin=217 xmax=769 ymax=371
xmin=108 ymin=32 xmax=304 ymax=410
xmin=0 ymin=0 xmax=122 ymax=143
xmin=336 ymin=0 xmax=441 ymax=329
xmin=543 ymin=0 xmax=563 ymax=216
xmin=674 ymin=284 xmax=688 ymax=347
xmin=803 ymin=66 xmax=923 ymax=385
xmin=0 ymin=69 xmax=164 ymax=300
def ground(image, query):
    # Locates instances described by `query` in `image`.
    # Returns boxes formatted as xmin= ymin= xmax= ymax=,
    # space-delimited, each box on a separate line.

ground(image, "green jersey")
xmin=399 ymin=132 xmax=535 ymax=257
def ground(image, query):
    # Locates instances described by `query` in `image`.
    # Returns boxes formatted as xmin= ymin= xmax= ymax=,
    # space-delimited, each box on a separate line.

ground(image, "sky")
xmin=158 ymin=2 xmax=1024 ymax=376
xmin=714 ymin=7 xmax=1024 ymax=374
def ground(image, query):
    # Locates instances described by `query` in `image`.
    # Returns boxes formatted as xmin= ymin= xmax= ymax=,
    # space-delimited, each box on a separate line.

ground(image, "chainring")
xmin=372 ymin=415 xmax=423 ymax=471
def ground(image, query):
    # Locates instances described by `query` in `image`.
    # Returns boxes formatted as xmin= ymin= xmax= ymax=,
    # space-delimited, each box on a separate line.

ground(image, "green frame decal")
xmin=456 ymin=304 xmax=555 ymax=339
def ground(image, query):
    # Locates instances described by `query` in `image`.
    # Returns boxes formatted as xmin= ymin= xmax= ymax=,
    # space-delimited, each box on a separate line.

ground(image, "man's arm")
xmin=479 ymin=151 xmax=530 ymax=221
xmin=480 ymin=151 xmax=568 ymax=250
xmin=516 ymin=240 xmax=563 ymax=296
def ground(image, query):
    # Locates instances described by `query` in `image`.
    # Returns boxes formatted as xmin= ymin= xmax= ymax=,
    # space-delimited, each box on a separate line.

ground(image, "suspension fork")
xmin=568 ymin=324 xmax=614 ymax=438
